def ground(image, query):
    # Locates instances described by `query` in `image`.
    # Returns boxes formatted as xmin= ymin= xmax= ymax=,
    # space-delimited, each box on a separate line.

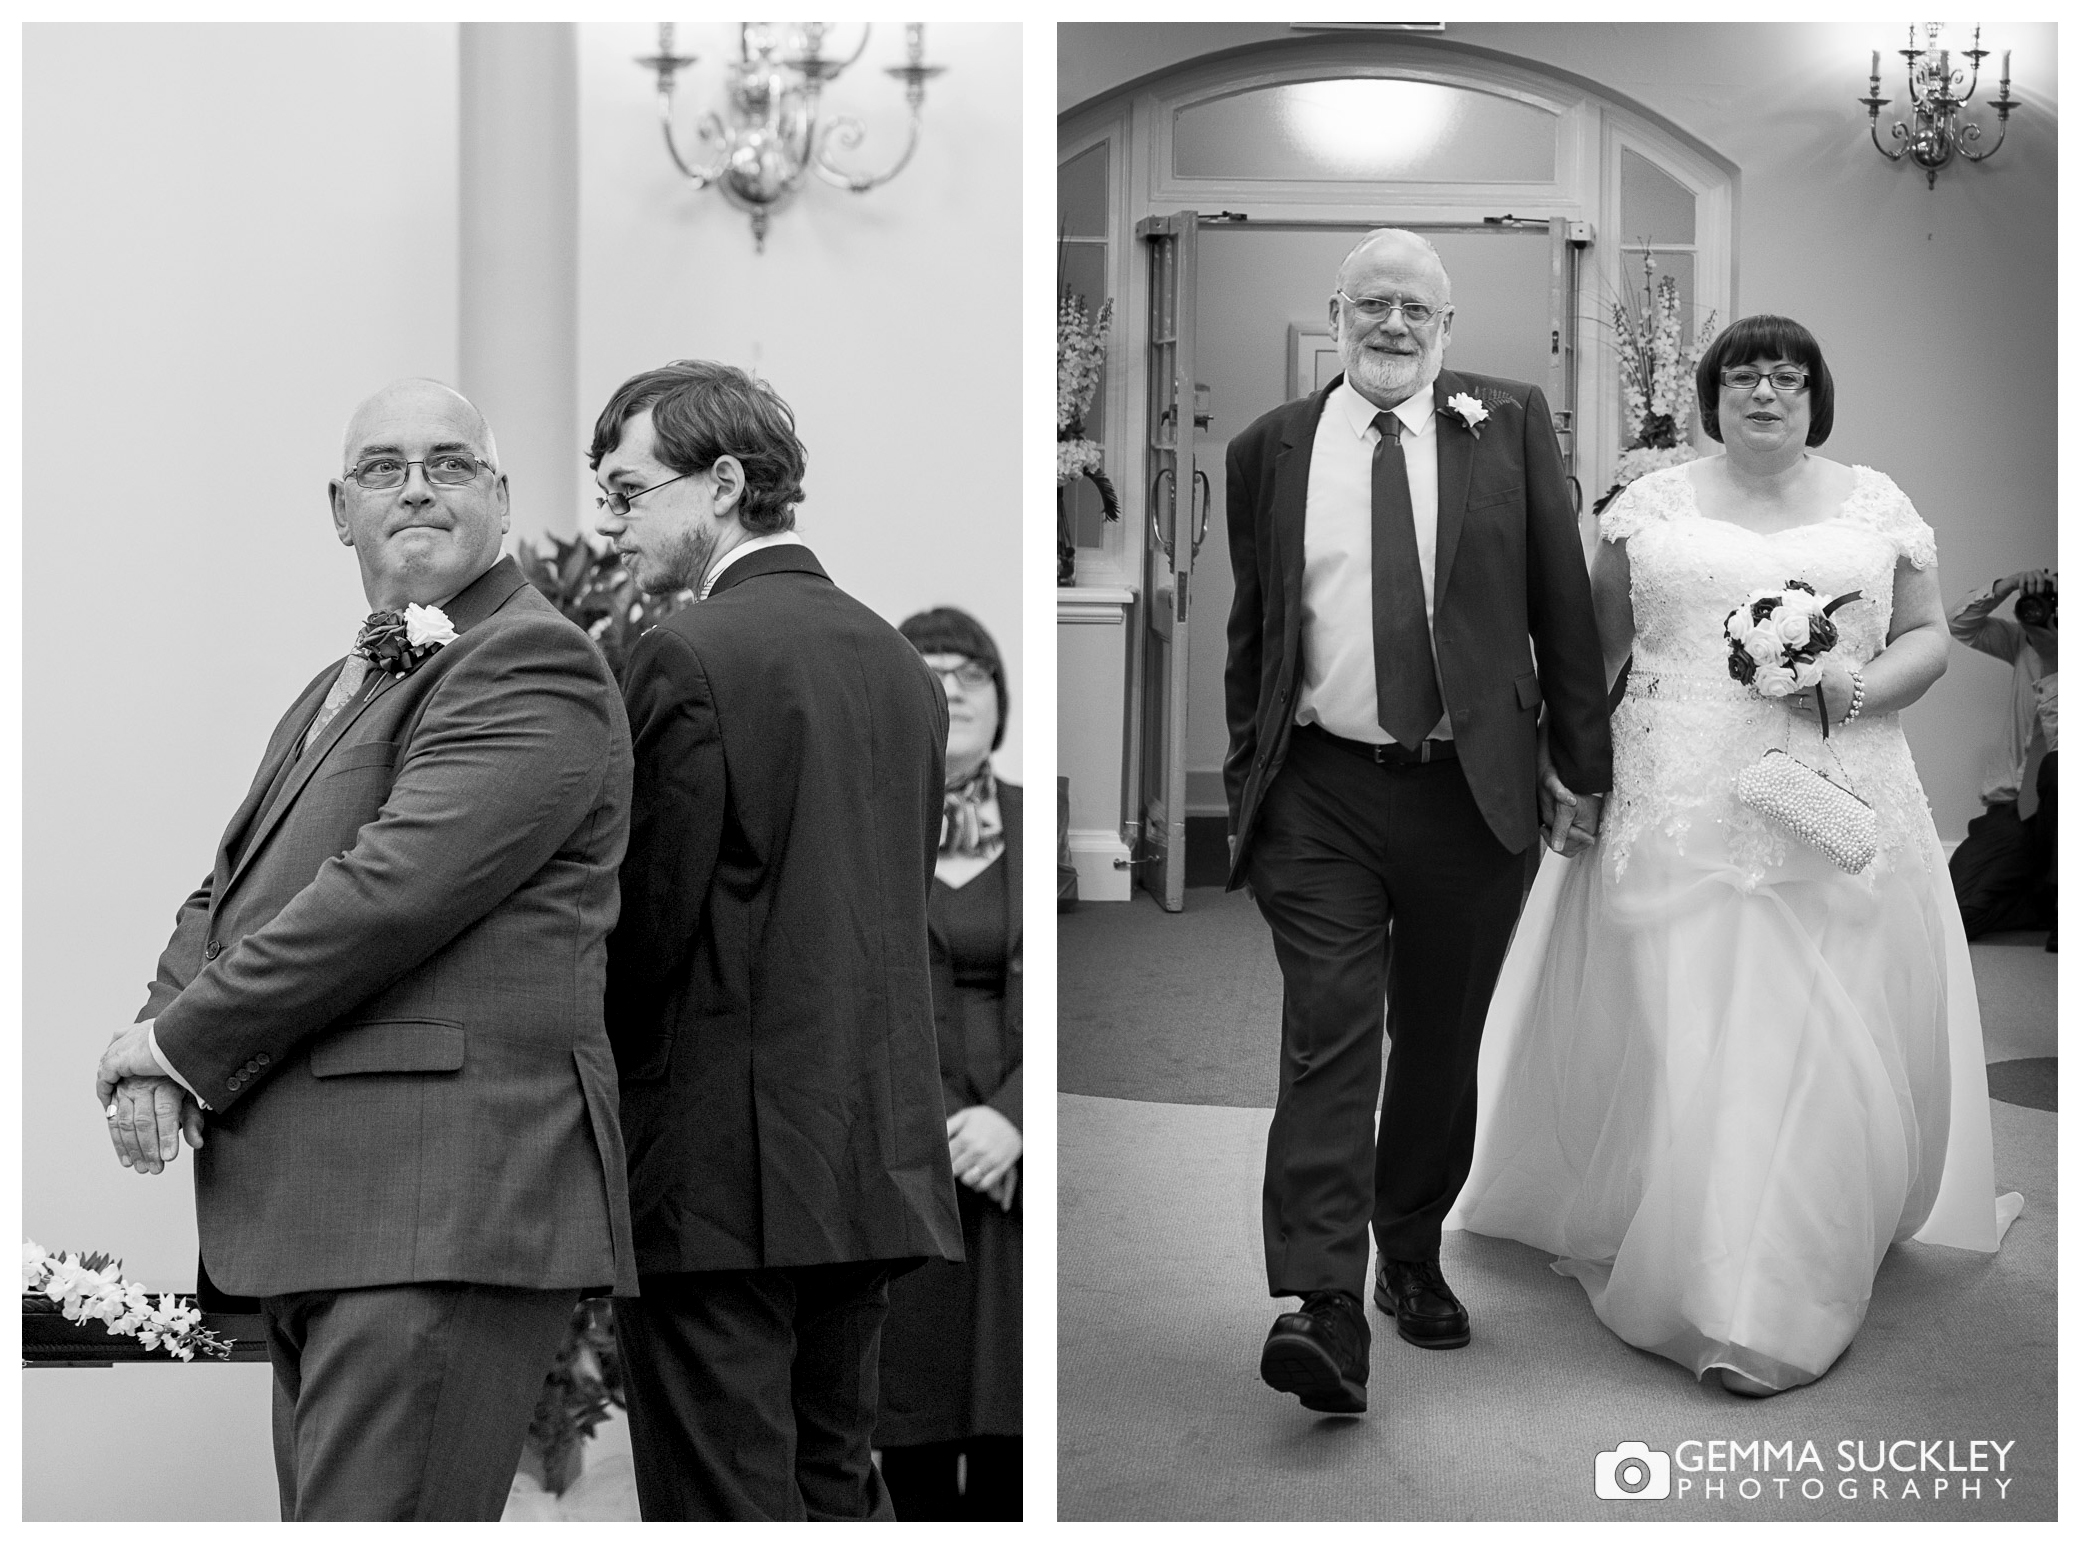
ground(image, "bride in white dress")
xmin=1450 ymin=315 xmax=2021 ymax=1396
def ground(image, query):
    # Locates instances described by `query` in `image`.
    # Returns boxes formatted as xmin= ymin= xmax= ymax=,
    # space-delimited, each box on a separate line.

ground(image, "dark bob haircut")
xmin=1694 ymin=314 xmax=1834 ymax=447
xmin=899 ymin=607 xmax=1009 ymax=752
xmin=588 ymin=360 xmax=806 ymax=535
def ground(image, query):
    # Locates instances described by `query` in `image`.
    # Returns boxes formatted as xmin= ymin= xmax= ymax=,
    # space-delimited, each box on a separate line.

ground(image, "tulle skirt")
xmin=1449 ymin=812 xmax=2016 ymax=1390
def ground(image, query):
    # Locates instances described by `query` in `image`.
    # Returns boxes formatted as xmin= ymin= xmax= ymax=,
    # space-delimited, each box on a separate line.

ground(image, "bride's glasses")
xmin=1721 ymin=365 xmax=1810 ymax=395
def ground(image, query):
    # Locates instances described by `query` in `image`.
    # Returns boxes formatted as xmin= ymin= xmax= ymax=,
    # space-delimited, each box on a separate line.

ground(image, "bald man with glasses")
xmin=96 ymin=378 xmax=638 ymax=1518
xmin=1222 ymin=229 xmax=1611 ymax=1414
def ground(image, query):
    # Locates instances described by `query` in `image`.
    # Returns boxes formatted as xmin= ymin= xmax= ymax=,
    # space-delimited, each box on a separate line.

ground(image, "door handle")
xmin=1191 ymin=468 xmax=1211 ymax=560
xmin=1149 ymin=466 xmax=1176 ymax=561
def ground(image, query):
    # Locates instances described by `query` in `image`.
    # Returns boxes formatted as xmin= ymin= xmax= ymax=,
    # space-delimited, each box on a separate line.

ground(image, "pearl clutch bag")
xmin=1736 ymin=747 xmax=1877 ymax=874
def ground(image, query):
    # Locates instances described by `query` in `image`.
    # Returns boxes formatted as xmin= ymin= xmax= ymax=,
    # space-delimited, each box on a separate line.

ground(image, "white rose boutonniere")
xmin=403 ymin=603 xmax=459 ymax=649
xmin=1445 ymin=392 xmax=1490 ymax=439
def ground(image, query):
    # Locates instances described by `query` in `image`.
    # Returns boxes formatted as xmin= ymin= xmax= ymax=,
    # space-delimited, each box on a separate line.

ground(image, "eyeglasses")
xmin=1721 ymin=366 xmax=1810 ymax=394
xmin=1336 ymin=291 xmax=1448 ymax=327
xmin=928 ymin=660 xmax=994 ymax=691
xmin=595 ymin=471 xmax=695 ymax=518
xmin=345 ymin=453 xmax=493 ymax=490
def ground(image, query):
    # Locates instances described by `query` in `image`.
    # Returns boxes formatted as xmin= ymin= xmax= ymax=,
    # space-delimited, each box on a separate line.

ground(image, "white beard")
xmin=1340 ymin=334 xmax=1442 ymax=407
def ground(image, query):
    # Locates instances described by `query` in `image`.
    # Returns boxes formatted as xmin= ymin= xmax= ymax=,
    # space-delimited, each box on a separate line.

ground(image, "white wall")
xmin=576 ymin=22 xmax=1025 ymax=781
xmin=1059 ymin=22 xmax=2057 ymax=840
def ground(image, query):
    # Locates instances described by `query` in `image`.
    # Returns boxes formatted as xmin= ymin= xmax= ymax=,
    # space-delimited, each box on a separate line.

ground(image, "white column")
xmin=459 ymin=22 xmax=579 ymax=543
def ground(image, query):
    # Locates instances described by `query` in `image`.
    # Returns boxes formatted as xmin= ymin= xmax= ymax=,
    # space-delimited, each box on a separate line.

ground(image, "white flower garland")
xmin=23 ymin=1240 xmax=233 ymax=1361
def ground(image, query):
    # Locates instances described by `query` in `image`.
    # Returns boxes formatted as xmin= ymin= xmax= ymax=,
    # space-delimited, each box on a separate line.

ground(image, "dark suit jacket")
xmin=928 ymin=781 xmax=1022 ymax=1129
xmin=141 ymin=557 xmax=639 ymax=1299
xmin=1223 ymin=369 xmax=1611 ymax=883
xmin=605 ymin=543 xmax=964 ymax=1273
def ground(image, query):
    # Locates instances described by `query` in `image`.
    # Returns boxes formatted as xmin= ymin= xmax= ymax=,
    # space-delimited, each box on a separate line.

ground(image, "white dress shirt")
xmin=1294 ymin=378 xmax=1450 ymax=745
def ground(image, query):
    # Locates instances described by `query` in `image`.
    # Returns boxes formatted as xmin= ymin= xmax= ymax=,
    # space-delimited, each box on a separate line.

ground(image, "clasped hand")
xmin=947 ymin=1104 xmax=1021 ymax=1211
xmin=95 ymin=1021 xmax=204 ymax=1175
xmin=1537 ymin=729 xmax=1603 ymax=857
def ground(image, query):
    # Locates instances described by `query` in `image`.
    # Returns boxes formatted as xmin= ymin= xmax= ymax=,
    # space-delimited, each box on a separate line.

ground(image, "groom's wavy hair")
xmin=589 ymin=360 xmax=805 ymax=534
xmin=1695 ymin=314 xmax=1835 ymax=447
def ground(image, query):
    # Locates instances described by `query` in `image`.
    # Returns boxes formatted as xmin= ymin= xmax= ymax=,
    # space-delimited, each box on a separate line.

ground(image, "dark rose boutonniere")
xmin=355 ymin=602 xmax=458 ymax=679
xmin=1445 ymin=391 xmax=1491 ymax=440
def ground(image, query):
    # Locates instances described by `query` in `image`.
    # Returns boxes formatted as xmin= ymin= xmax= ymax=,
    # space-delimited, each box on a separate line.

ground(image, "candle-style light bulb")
xmin=1871 ymin=49 xmax=1880 ymax=80
xmin=2001 ymin=50 xmax=2011 ymax=90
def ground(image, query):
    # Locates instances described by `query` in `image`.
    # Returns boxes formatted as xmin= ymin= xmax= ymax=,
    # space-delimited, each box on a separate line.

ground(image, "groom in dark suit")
xmin=1224 ymin=229 xmax=1611 ymax=1413
xmin=590 ymin=361 xmax=963 ymax=1519
xmin=95 ymin=379 xmax=638 ymax=1516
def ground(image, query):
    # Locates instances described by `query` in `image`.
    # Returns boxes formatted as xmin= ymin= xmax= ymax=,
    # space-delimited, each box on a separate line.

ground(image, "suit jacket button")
xmin=256 ymin=1054 xmax=270 ymax=1066
xmin=244 ymin=1060 xmax=259 ymax=1075
xmin=225 ymin=1077 xmax=239 ymax=1091
xmin=203 ymin=941 xmax=222 ymax=960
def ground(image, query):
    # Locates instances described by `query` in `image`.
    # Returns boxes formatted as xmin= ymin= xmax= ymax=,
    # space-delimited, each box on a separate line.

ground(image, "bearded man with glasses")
xmin=94 ymin=377 xmax=639 ymax=1518
xmin=589 ymin=359 xmax=961 ymax=1520
xmin=1221 ymin=228 xmax=1611 ymax=1414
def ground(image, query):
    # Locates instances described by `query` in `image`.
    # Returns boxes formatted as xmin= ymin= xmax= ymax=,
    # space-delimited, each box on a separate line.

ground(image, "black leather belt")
xmin=1296 ymin=721 xmax=1457 ymax=766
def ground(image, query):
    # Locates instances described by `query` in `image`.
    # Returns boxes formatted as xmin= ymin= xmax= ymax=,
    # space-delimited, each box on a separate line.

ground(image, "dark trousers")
xmin=879 ymin=1435 xmax=1023 ymax=1520
xmin=261 ymin=1281 xmax=580 ymax=1521
xmin=614 ymin=1262 xmax=898 ymax=1521
xmin=1950 ymin=751 xmax=2058 ymax=938
xmin=1248 ymin=729 xmax=1531 ymax=1299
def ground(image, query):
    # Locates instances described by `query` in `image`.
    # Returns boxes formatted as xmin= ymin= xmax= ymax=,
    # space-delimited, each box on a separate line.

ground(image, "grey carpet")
xmin=1063 ymin=890 xmax=2058 ymax=1111
xmin=1057 ymin=1094 xmax=2056 ymax=1521
xmin=1059 ymin=887 xmax=1282 ymax=1107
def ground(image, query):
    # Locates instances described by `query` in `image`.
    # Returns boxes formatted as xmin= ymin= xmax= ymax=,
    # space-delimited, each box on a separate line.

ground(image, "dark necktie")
xmin=1371 ymin=411 xmax=1445 ymax=747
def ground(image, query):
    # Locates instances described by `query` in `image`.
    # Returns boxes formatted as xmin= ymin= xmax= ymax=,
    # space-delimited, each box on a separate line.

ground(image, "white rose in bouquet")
xmin=1751 ymin=660 xmax=1798 ymax=697
xmin=1743 ymin=615 xmax=1787 ymax=663
xmin=1774 ymin=607 xmax=1812 ymax=650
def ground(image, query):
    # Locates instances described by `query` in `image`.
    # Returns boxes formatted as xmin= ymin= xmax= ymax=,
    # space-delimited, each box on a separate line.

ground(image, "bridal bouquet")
xmin=23 ymin=1240 xmax=233 ymax=1361
xmin=1724 ymin=581 xmax=1863 ymax=735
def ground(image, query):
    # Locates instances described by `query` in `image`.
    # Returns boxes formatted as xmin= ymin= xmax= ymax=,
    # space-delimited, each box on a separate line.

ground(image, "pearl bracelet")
xmin=1842 ymin=668 xmax=1866 ymax=724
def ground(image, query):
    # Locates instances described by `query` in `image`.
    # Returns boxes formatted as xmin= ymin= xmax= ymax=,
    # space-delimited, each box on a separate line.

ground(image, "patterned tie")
xmin=301 ymin=626 xmax=376 ymax=754
xmin=1371 ymin=411 xmax=1446 ymax=747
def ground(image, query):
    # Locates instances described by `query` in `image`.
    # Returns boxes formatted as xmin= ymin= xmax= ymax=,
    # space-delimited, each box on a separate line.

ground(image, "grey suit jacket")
xmin=141 ymin=557 xmax=639 ymax=1299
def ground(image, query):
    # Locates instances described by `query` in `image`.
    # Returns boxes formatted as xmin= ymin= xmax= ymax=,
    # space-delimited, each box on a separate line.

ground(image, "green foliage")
xmin=512 ymin=534 xmax=691 ymax=684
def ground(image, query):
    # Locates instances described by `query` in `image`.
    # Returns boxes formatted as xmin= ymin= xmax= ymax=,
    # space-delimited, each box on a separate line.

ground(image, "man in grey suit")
xmin=96 ymin=379 xmax=638 ymax=1520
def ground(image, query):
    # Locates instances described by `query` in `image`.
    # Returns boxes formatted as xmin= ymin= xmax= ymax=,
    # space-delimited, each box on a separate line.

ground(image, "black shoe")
xmin=1261 ymin=1290 xmax=1370 ymax=1413
xmin=1372 ymin=1256 xmax=1471 ymax=1349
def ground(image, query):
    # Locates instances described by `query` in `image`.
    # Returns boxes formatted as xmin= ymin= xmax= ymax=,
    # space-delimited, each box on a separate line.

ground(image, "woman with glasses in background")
xmin=1455 ymin=316 xmax=2019 ymax=1396
xmin=875 ymin=608 xmax=1022 ymax=1517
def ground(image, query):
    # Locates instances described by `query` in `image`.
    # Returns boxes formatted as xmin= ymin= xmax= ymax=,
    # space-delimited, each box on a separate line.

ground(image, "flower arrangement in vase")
xmin=1057 ymin=286 xmax=1119 ymax=585
xmin=1593 ymin=243 xmax=1716 ymax=514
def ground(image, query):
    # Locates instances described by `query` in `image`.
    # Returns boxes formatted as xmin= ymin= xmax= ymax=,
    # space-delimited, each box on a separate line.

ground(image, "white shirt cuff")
xmin=146 ymin=1023 xmax=205 ymax=1107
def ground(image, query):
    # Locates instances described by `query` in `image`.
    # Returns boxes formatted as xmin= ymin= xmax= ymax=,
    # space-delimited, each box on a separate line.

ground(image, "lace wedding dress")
xmin=1449 ymin=462 xmax=2022 ymax=1392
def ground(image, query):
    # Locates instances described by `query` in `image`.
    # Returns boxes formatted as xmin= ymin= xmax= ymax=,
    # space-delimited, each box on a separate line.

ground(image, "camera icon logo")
xmin=1594 ymin=1441 xmax=1672 ymax=1500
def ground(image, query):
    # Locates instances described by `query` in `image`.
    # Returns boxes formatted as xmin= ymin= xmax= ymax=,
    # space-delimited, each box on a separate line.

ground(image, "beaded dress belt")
xmin=1297 ymin=721 xmax=1458 ymax=766
xmin=1625 ymin=669 xmax=1751 ymax=703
